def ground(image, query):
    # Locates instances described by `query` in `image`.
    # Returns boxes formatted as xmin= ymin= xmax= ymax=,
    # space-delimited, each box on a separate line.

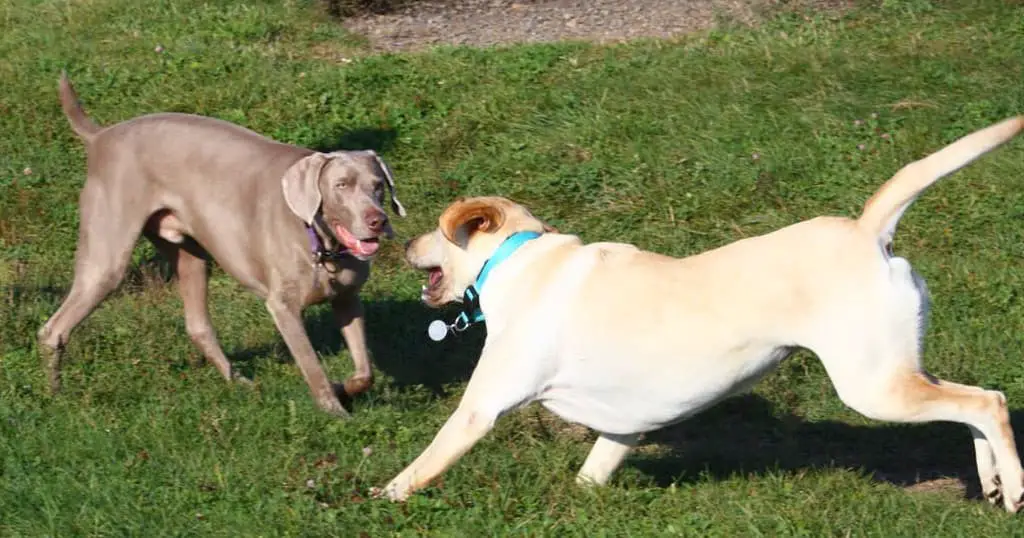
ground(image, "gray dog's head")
xmin=281 ymin=150 xmax=406 ymax=260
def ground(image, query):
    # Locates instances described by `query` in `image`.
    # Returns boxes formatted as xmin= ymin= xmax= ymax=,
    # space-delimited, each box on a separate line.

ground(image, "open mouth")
xmin=421 ymin=267 xmax=444 ymax=300
xmin=332 ymin=222 xmax=380 ymax=258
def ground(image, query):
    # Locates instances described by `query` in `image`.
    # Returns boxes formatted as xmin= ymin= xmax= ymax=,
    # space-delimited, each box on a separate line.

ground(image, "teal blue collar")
xmin=453 ymin=231 xmax=543 ymax=331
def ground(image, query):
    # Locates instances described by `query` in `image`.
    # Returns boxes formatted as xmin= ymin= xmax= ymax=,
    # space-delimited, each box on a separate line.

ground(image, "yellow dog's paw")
xmin=369 ymin=483 xmax=410 ymax=502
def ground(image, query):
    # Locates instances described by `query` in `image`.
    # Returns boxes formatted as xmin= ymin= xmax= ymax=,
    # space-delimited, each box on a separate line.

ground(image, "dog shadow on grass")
xmin=304 ymin=297 xmax=485 ymax=397
xmin=159 ymin=296 xmax=480 ymax=398
xmin=312 ymin=126 xmax=398 ymax=154
xmin=628 ymin=393 xmax=1024 ymax=501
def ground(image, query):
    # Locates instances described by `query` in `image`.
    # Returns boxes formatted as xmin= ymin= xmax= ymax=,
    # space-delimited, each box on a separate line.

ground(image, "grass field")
xmin=3 ymin=0 xmax=1024 ymax=535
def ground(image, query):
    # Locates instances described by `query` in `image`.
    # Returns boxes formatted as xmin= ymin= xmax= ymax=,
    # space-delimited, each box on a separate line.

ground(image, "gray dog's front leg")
xmin=332 ymin=294 xmax=374 ymax=400
xmin=265 ymin=297 xmax=349 ymax=418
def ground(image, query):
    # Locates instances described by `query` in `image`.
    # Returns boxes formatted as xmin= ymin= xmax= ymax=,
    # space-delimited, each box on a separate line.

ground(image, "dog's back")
xmin=58 ymin=73 xmax=306 ymax=190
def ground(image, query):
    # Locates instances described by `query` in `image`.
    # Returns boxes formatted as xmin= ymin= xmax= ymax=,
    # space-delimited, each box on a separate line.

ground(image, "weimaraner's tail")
xmin=58 ymin=71 xmax=101 ymax=141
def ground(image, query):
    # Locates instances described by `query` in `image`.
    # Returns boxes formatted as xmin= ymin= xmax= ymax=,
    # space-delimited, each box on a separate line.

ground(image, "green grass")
xmin=3 ymin=0 xmax=1024 ymax=535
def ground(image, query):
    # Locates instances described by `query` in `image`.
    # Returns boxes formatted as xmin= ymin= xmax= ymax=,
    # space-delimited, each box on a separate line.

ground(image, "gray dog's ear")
xmin=366 ymin=150 xmax=407 ymax=218
xmin=282 ymin=153 xmax=330 ymax=225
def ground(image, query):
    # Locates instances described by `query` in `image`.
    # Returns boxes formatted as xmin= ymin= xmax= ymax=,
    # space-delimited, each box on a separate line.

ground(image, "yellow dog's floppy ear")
xmin=439 ymin=198 xmax=506 ymax=247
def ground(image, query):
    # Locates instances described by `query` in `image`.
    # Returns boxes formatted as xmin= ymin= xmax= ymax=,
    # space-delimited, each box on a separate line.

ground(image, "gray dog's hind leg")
xmin=148 ymin=235 xmax=243 ymax=383
xmin=38 ymin=180 xmax=146 ymax=393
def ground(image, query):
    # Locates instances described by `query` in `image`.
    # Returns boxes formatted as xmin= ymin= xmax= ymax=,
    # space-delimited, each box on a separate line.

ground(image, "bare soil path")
xmin=342 ymin=0 xmax=841 ymax=52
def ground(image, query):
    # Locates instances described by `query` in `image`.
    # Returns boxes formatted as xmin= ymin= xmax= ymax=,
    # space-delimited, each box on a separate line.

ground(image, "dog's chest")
xmin=538 ymin=344 xmax=790 ymax=435
xmin=303 ymin=261 xmax=369 ymax=304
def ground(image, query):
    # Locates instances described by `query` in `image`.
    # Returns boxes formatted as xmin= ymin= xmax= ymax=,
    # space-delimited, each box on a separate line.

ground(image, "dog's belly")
xmin=538 ymin=345 xmax=790 ymax=435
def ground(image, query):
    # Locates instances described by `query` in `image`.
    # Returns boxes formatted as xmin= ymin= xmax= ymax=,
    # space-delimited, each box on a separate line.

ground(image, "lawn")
xmin=3 ymin=0 xmax=1024 ymax=535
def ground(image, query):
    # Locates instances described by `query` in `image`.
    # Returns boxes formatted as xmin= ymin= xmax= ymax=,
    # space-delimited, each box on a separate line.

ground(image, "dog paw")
xmin=38 ymin=344 xmax=62 ymax=395
xmin=984 ymin=475 xmax=1003 ymax=506
xmin=1004 ymin=493 xmax=1024 ymax=514
xmin=331 ymin=382 xmax=357 ymax=412
xmin=1002 ymin=485 xmax=1024 ymax=514
xmin=317 ymin=395 xmax=352 ymax=419
xmin=230 ymin=371 xmax=255 ymax=386
xmin=993 ymin=472 xmax=1024 ymax=514
xmin=46 ymin=369 xmax=62 ymax=396
xmin=342 ymin=375 xmax=374 ymax=398
xmin=985 ymin=487 xmax=1004 ymax=507
xmin=370 ymin=483 xmax=409 ymax=502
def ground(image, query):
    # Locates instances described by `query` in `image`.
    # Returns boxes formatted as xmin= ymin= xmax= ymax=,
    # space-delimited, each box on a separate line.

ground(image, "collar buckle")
xmin=307 ymin=224 xmax=350 ymax=272
xmin=452 ymin=312 xmax=471 ymax=332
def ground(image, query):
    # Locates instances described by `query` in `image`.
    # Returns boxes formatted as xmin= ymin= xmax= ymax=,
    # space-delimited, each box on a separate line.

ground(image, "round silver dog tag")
xmin=427 ymin=320 xmax=449 ymax=342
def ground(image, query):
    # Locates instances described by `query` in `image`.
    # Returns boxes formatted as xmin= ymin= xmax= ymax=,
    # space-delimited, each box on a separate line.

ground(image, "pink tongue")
xmin=354 ymin=239 xmax=380 ymax=256
xmin=429 ymin=269 xmax=443 ymax=286
xmin=334 ymin=224 xmax=379 ymax=256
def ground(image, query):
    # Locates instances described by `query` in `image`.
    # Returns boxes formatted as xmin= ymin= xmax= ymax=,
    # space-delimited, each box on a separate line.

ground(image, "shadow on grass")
xmin=312 ymin=126 xmax=398 ymax=154
xmin=4 ymin=284 xmax=68 ymax=306
xmin=305 ymin=298 xmax=484 ymax=396
xmin=629 ymin=393 xmax=1023 ymax=500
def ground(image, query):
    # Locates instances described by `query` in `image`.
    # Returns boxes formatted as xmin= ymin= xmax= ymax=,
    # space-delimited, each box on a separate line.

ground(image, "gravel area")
xmin=343 ymin=0 xmax=787 ymax=52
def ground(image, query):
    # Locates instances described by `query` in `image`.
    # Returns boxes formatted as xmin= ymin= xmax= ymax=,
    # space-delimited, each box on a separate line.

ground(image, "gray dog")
xmin=38 ymin=74 xmax=406 ymax=417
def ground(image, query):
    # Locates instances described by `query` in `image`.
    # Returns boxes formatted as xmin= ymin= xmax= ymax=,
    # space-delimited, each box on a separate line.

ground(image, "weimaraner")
xmin=38 ymin=73 xmax=406 ymax=418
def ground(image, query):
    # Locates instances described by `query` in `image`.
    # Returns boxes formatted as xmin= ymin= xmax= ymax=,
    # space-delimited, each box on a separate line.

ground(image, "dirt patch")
xmin=342 ymin=0 xmax=851 ymax=52
xmin=902 ymin=477 xmax=967 ymax=497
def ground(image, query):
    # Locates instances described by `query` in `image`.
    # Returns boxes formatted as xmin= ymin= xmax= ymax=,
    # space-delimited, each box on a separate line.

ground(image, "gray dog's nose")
xmin=366 ymin=210 xmax=388 ymax=234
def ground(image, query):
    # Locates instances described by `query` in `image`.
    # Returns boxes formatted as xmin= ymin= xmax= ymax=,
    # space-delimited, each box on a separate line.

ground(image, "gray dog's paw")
xmin=318 ymin=393 xmax=352 ymax=419
xmin=230 ymin=371 xmax=255 ymax=386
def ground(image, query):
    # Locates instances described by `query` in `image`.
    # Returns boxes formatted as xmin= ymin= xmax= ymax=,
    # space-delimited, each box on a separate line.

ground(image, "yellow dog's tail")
xmin=858 ymin=116 xmax=1024 ymax=244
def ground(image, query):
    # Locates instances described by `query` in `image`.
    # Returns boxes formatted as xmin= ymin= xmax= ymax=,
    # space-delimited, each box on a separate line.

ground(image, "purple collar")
xmin=307 ymin=224 xmax=350 ymax=265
